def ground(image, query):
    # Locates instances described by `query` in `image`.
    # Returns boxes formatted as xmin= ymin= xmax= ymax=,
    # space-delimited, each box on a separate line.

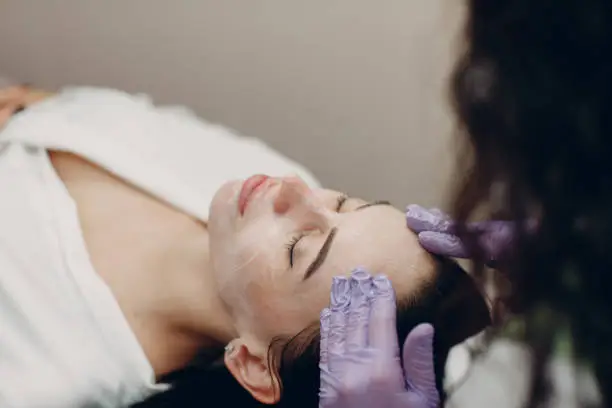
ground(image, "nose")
xmin=273 ymin=177 xmax=330 ymax=223
xmin=273 ymin=176 xmax=311 ymax=214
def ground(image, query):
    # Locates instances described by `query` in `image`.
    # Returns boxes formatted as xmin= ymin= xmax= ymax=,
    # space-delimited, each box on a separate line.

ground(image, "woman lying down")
xmin=0 ymin=85 xmax=490 ymax=407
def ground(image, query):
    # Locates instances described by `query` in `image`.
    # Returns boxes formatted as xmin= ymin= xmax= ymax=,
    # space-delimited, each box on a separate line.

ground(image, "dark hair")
xmin=450 ymin=1 xmax=612 ymax=406
xmin=132 ymin=258 xmax=490 ymax=407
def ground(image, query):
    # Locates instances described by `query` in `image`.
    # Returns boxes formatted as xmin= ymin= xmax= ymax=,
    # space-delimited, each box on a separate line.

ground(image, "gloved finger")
xmin=417 ymin=231 xmax=470 ymax=259
xmin=401 ymin=324 xmax=439 ymax=407
xmin=319 ymin=308 xmax=331 ymax=370
xmin=465 ymin=220 xmax=497 ymax=233
xmin=368 ymin=275 xmax=400 ymax=356
xmin=428 ymin=208 xmax=450 ymax=219
xmin=478 ymin=223 xmax=513 ymax=261
xmin=421 ymin=223 xmax=516 ymax=261
xmin=406 ymin=204 xmax=454 ymax=234
xmin=328 ymin=276 xmax=350 ymax=373
xmin=345 ymin=269 xmax=373 ymax=351
xmin=476 ymin=219 xmax=537 ymax=262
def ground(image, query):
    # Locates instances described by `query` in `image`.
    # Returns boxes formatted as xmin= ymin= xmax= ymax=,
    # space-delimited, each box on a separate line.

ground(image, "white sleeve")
xmin=1 ymin=86 xmax=321 ymax=222
xmin=0 ymin=144 xmax=165 ymax=407
xmin=444 ymin=339 xmax=600 ymax=408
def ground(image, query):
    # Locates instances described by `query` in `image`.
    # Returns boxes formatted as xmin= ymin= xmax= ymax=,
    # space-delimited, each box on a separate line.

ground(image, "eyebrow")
xmin=302 ymin=200 xmax=392 ymax=280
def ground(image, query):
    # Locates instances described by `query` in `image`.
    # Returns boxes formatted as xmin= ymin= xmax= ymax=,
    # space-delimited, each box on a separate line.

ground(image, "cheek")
xmin=242 ymin=290 xmax=319 ymax=340
xmin=210 ymin=230 xmax=284 ymax=308
xmin=267 ymin=291 xmax=329 ymax=337
xmin=261 ymin=277 xmax=338 ymax=337
xmin=211 ymin=240 xmax=263 ymax=293
xmin=212 ymin=223 xmax=279 ymax=275
xmin=221 ymin=255 xmax=300 ymax=338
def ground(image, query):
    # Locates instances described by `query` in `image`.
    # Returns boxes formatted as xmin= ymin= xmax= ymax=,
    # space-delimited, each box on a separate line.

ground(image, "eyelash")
xmin=285 ymin=234 xmax=304 ymax=267
xmin=285 ymin=194 xmax=348 ymax=267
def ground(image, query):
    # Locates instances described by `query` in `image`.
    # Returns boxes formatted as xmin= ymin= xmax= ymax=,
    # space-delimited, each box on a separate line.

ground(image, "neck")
xmin=132 ymin=224 xmax=237 ymax=377
xmin=50 ymin=151 xmax=236 ymax=378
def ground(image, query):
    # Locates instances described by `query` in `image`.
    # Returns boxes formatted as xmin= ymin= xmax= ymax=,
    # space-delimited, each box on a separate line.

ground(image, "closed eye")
xmin=286 ymin=233 xmax=304 ymax=267
xmin=287 ymin=195 xmax=346 ymax=267
xmin=301 ymin=199 xmax=392 ymax=280
xmin=289 ymin=196 xmax=391 ymax=271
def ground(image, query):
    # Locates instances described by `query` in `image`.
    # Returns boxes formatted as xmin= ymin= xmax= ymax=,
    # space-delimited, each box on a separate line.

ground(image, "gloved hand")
xmin=405 ymin=204 xmax=522 ymax=263
xmin=318 ymin=269 xmax=439 ymax=408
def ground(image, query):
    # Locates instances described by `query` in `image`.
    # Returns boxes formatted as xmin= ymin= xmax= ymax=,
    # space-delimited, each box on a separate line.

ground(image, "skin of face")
xmin=208 ymin=176 xmax=435 ymax=348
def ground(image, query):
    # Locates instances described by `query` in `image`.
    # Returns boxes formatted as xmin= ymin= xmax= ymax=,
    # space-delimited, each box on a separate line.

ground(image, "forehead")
xmin=307 ymin=199 xmax=435 ymax=299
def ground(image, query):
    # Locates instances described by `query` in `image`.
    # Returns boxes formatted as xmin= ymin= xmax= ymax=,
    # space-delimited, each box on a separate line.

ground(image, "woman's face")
xmin=208 ymin=175 xmax=435 ymax=345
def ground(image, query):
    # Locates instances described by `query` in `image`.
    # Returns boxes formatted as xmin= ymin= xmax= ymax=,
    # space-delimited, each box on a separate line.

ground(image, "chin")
xmin=209 ymin=180 xmax=242 ymax=230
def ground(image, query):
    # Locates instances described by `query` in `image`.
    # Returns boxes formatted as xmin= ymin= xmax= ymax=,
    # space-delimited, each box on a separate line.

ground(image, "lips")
xmin=238 ymin=174 xmax=270 ymax=215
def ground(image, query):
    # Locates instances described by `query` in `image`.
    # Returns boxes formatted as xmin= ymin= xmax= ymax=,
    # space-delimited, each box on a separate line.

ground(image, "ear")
xmin=224 ymin=339 xmax=281 ymax=404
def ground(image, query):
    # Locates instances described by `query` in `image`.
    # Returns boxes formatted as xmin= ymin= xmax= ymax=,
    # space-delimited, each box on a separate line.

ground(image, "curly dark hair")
xmin=451 ymin=1 xmax=612 ymax=406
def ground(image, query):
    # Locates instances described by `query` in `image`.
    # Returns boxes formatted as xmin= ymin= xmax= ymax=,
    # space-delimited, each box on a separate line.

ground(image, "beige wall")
xmin=0 ymin=1 xmax=463 ymax=208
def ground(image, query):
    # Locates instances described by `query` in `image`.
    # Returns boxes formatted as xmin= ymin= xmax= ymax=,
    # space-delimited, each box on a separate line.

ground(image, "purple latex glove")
xmin=319 ymin=269 xmax=439 ymax=408
xmin=406 ymin=204 xmax=523 ymax=263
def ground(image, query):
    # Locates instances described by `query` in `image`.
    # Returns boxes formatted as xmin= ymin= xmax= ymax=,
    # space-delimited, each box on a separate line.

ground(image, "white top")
xmin=0 ymin=87 xmax=320 ymax=407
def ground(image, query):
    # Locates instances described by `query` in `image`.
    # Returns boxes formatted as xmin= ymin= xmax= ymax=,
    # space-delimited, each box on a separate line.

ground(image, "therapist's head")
xmin=208 ymin=175 xmax=434 ymax=340
xmin=448 ymin=1 xmax=612 ymax=406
